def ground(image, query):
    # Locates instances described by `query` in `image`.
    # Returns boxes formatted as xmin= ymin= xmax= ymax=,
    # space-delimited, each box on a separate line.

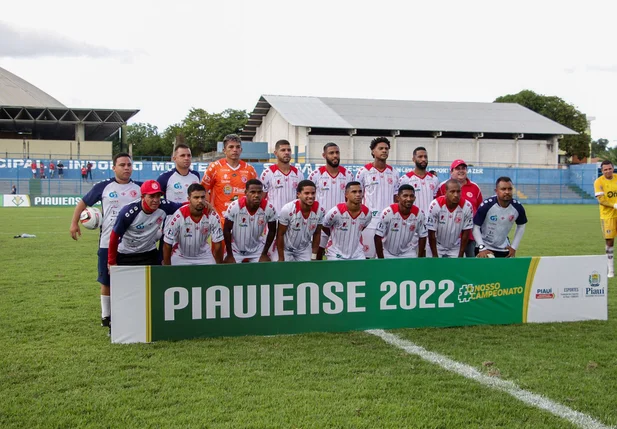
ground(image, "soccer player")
xmin=355 ymin=137 xmax=399 ymax=258
xmin=322 ymin=181 xmax=372 ymax=261
xmin=276 ymin=180 xmax=325 ymax=261
xmin=260 ymin=139 xmax=304 ymax=260
xmin=593 ymin=160 xmax=617 ymax=277
xmin=223 ymin=179 xmax=277 ymax=263
xmin=163 ymin=183 xmax=223 ymax=265
xmin=473 ymin=177 xmax=528 ymax=258
xmin=426 ymin=180 xmax=474 ymax=258
xmin=69 ymin=152 xmax=141 ymax=329
xmin=435 ymin=159 xmax=483 ymax=256
xmin=158 ymin=144 xmax=200 ymax=203
xmin=308 ymin=142 xmax=354 ymax=260
xmin=108 ymin=180 xmax=181 ymax=266
xmin=202 ymin=134 xmax=257 ymax=222
xmin=375 ymin=184 xmax=428 ymax=259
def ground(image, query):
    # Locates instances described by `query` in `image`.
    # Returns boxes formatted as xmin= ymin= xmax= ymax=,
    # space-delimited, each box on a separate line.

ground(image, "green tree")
xmin=599 ymin=146 xmax=617 ymax=165
xmin=126 ymin=123 xmax=168 ymax=157
xmin=494 ymin=90 xmax=591 ymax=159
xmin=176 ymin=108 xmax=249 ymax=155
xmin=592 ymin=138 xmax=610 ymax=158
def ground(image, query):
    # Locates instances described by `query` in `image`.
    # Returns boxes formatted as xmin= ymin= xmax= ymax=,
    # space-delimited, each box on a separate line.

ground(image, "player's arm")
xmin=428 ymin=230 xmax=439 ymax=258
xmin=374 ymin=234 xmax=385 ymax=259
xmin=594 ymin=180 xmax=616 ymax=209
xmin=261 ymin=220 xmax=277 ymax=262
xmin=417 ymin=236 xmax=426 ymax=258
xmin=507 ymin=224 xmax=526 ymax=258
xmin=311 ymin=225 xmax=323 ymax=260
xmin=212 ymin=241 xmax=223 ymax=264
xmin=425 ymin=205 xmax=439 ymax=258
xmin=223 ymin=219 xmax=236 ymax=264
xmin=162 ymin=243 xmax=173 ymax=265
xmin=209 ymin=213 xmax=224 ymax=264
xmin=276 ymin=223 xmax=288 ymax=262
xmin=108 ymin=207 xmax=131 ymax=266
xmin=70 ymin=199 xmax=88 ymax=240
xmin=459 ymin=229 xmax=470 ymax=258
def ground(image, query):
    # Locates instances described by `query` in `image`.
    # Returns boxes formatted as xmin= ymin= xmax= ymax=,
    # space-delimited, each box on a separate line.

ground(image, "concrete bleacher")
xmin=1 ymin=179 xmax=95 ymax=196
xmin=478 ymin=183 xmax=594 ymax=204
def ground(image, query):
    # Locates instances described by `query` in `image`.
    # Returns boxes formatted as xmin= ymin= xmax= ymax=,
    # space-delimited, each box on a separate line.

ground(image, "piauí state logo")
xmin=589 ymin=271 xmax=601 ymax=287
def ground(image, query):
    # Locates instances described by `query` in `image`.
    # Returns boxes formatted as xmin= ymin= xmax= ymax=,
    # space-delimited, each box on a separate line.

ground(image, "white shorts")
xmin=232 ymin=249 xmax=261 ymax=263
xmin=319 ymin=230 xmax=329 ymax=249
xmin=383 ymin=249 xmax=417 ymax=259
xmin=438 ymin=246 xmax=460 ymax=258
xmin=171 ymin=253 xmax=216 ymax=265
xmin=361 ymin=227 xmax=376 ymax=259
xmin=267 ymin=241 xmax=278 ymax=262
xmin=283 ymin=246 xmax=311 ymax=262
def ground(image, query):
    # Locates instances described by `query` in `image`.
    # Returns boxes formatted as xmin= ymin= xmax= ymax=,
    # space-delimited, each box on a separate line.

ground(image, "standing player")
xmin=436 ymin=159 xmax=483 ymax=256
xmin=308 ymin=142 xmax=354 ymax=260
xmin=260 ymin=139 xmax=304 ymax=260
xmin=426 ymin=180 xmax=474 ymax=258
xmin=355 ymin=137 xmax=399 ymax=258
xmin=594 ymin=160 xmax=617 ymax=277
xmin=163 ymin=184 xmax=224 ymax=265
xmin=108 ymin=180 xmax=181 ymax=266
xmin=69 ymin=152 xmax=141 ymax=329
xmin=202 ymin=134 xmax=257 ymax=222
xmin=223 ymin=179 xmax=277 ymax=263
xmin=473 ymin=177 xmax=527 ymax=258
xmin=158 ymin=144 xmax=200 ymax=203
xmin=276 ymin=180 xmax=325 ymax=261
xmin=375 ymin=184 xmax=428 ymax=259
xmin=322 ymin=181 xmax=372 ymax=261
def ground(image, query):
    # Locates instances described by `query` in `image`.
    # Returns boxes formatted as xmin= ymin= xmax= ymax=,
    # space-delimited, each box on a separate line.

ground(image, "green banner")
xmin=148 ymin=258 xmax=534 ymax=342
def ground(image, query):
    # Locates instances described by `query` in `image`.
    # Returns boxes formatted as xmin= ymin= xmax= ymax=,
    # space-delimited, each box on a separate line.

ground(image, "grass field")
xmin=1 ymin=205 xmax=615 ymax=428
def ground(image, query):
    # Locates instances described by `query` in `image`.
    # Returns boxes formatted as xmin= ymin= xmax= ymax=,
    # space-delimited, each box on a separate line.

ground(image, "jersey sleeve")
xmin=202 ymin=163 xmax=216 ymax=190
xmin=248 ymin=164 xmax=257 ymax=180
xmin=113 ymin=203 xmax=140 ymax=237
xmin=317 ymin=206 xmax=326 ymax=225
xmin=463 ymin=204 xmax=474 ymax=230
xmin=473 ymin=199 xmax=492 ymax=226
xmin=265 ymin=204 xmax=278 ymax=222
xmin=594 ymin=177 xmax=604 ymax=197
xmin=375 ymin=208 xmax=390 ymax=238
xmin=160 ymin=199 xmax=183 ymax=215
xmin=513 ymin=202 xmax=528 ymax=225
xmin=190 ymin=170 xmax=201 ymax=181
xmin=278 ymin=204 xmax=292 ymax=226
xmin=260 ymin=168 xmax=272 ymax=193
xmin=323 ymin=207 xmax=340 ymax=229
xmin=224 ymin=200 xmax=239 ymax=222
xmin=417 ymin=211 xmax=428 ymax=238
xmin=163 ymin=210 xmax=182 ymax=245
xmin=210 ymin=213 xmax=224 ymax=243
xmin=308 ymin=169 xmax=318 ymax=184
xmin=426 ymin=201 xmax=439 ymax=232
xmin=157 ymin=171 xmax=172 ymax=197
xmin=362 ymin=211 xmax=372 ymax=229
xmin=82 ymin=180 xmax=109 ymax=206
xmin=355 ymin=168 xmax=366 ymax=187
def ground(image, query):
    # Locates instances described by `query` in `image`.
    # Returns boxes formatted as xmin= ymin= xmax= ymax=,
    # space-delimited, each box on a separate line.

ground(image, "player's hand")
xmin=259 ymin=254 xmax=271 ymax=263
xmin=70 ymin=222 xmax=81 ymax=240
xmin=506 ymin=246 xmax=516 ymax=258
xmin=223 ymin=255 xmax=236 ymax=264
xmin=477 ymin=250 xmax=494 ymax=258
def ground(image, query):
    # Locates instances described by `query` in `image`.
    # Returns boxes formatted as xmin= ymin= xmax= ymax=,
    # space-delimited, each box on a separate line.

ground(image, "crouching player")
xmin=108 ymin=180 xmax=181 ymax=266
xmin=223 ymin=179 xmax=277 ymax=263
xmin=163 ymin=183 xmax=223 ymax=265
xmin=322 ymin=181 xmax=372 ymax=260
xmin=276 ymin=180 xmax=326 ymax=261
xmin=375 ymin=184 xmax=428 ymax=259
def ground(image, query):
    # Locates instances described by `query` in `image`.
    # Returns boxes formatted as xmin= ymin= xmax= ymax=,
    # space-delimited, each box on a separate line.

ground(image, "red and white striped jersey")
xmin=355 ymin=163 xmax=399 ymax=227
xmin=164 ymin=205 xmax=223 ymax=262
xmin=225 ymin=196 xmax=277 ymax=254
xmin=399 ymin=171 xmax=439 ymax=215
xmin=260 ymin=165 xmax=304 ymax=214
xmin=426 ymin=196 xmax=474 ymax=254
xmin=323 ymin=203 xmax=372 ymax=260
xmin=278 ymin=200 xmax=326 ymax=251
xmin=375 ymin=204 xmax=428 ymax=257
xmin=307 ymin=166 xmax=354 ymax=213
xmin=435 ymin=179 xmax=483 ymax=241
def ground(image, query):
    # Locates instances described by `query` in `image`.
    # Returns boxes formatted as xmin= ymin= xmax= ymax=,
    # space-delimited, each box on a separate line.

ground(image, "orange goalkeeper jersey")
xmin=201 ymin=159 xmax=257 ymax=219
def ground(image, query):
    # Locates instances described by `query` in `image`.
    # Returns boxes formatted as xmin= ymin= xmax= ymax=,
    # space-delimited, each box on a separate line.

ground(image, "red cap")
xmin=141 ymin=180 xmax=163 ymax=196
xmin=450 ymin=159 xmax=467 ymax=171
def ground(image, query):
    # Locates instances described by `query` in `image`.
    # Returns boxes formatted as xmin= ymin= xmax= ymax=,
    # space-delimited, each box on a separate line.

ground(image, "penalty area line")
xmin=366 ymin=329 xmax=614 ymax=429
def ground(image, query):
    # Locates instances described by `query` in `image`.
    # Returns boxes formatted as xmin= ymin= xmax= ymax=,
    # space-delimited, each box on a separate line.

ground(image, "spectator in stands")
xmin=57 ymin=161 xmax=64 ymax=179
xmin=39 ymin=162 xmax=45 ymax=179
xmin=87 ymin=162 xmax=93 ymax=181
xmin=81 ymin=166 xmax=87 ymax=181
xmin=49 ymin=162 xmax=56 ymax=178
xmin=11 ymin=185 xmax=17 ymax=194
xmin=31 ymin=162 xmax=37 ymax=179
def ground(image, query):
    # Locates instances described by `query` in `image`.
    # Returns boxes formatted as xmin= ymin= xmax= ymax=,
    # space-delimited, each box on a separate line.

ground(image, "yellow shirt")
xmin=594 ymin=175 xmax=617 ymax=219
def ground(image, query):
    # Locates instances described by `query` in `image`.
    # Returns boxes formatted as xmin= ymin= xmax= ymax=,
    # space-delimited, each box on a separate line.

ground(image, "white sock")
xmin=101 ymin=295 xmax=111 ymax=318
xmin=606 ymin=245 xmax=614 ymax=272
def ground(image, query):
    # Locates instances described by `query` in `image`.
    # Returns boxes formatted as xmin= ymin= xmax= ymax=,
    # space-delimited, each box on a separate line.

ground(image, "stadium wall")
xmin=0 ymin=139 xmax=112 ymax=159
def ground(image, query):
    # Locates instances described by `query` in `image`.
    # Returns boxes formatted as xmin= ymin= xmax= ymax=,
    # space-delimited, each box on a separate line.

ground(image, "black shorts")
xmin=474 ymin=248 xmax=510 ymax=258
xmin=117 ymin=249 xmax=160 ymax=266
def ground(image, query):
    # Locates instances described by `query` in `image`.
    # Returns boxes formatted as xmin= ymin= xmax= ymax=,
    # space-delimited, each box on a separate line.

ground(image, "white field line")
xmin=366 ymin=329 xmax=614 ymax=429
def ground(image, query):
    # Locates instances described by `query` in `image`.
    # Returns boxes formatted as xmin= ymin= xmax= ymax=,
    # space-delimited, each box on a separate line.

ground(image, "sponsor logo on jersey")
xmin=174 ymin=182 xmax=182 ymax=189
xmin=223 ymin=185 xmax=233 ymax=195
xmin=109 ymin=191 xmax=118 ymax=198
xmin=489 ymin=215 xmax=498 ymax=221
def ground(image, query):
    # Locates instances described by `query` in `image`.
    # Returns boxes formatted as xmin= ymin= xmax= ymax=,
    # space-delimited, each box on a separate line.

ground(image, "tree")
xmin=592 ymin=138 xmax=610 ymax=158
xmin=178 ymin=108 xmax=249 ymax=155
xmin=494 ymin=90 xmax=591 ymax=159
xmin=126 ymin=123 xmax=168 ymax=157
xmin=599 ymin=146 xmax=617 ymax=165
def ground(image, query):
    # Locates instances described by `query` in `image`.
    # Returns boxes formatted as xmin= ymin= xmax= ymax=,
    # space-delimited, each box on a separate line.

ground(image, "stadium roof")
xmin=0 ymin=66 xmax=139 ymax=140
xmin=241 ymin=95 xmax=577 ymax=140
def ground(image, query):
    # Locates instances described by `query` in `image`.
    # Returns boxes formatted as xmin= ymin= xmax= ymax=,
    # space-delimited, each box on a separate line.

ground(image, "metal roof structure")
xmin=241 ymin=95 xmax=577 ymax=140
xmin=0 ymin=66 xmax=139 ymax=140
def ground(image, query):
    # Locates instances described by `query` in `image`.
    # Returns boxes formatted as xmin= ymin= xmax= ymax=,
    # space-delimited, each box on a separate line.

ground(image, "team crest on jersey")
xmin=455 ymin=216 xmax=462 ymax=224
xmin=509 ymin=215 xmax=515 ymax=222
xmin=130 ymin=190 xmax=138 ymax=198
xmin=156 ymin=217 xmax=163 ymax=224
xmin=410 ymin=224 xmax=416 ymax=232
xmin=223 ymin=185 xmax=232 ymax=195
xmin=241 ymin=176 xmax=248 ymax=183
xmin=340 ymin=184 xmax=345 ymax=190
xmin=430 ymin=184 xmax=435 ymax=190
xmin=388 ymin=178 xmax=393 ymax=184
xmin=466 ymin=191 xmax=473 ymax=198
xmin=257 ymin=215 xmax=265 ymax=226
xmin=201 ymin=227 xmax=209 ymax=235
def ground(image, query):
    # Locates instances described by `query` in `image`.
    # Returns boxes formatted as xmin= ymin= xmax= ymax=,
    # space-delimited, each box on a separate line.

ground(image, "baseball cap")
xmin=141 ymin=180 xmax=163 ymax=196
xmin=450 ymin=159 xmax=467 ymax=171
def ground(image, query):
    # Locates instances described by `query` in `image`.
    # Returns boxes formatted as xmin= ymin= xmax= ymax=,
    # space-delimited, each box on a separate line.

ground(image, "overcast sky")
xmin=1 ymin=0 xmax=615 ymax=142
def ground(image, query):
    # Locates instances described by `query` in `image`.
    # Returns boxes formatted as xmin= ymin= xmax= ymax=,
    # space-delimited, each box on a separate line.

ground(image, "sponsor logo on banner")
xmin=559 ymin=287 xmax=580 ymax=299
xmin=585 ymin=271 xmax=605 ymax=297
xmin=535 ymin=287 xmax=555 ymax=299
xmin=2 ymin=194 xmax=31 ymax=207
xmin=458 ymin=282 xmax=524 ymax=302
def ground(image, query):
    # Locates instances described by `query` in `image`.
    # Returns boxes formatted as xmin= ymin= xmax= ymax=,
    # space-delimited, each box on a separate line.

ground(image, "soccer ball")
xmin=486 ymin=253 xmax=495 ymax=258
xmin=80 ymin=207 xmax=102 ymax=230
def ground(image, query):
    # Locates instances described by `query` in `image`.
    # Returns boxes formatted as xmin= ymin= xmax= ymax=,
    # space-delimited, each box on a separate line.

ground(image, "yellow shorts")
xmin=600 ymin=218 xmax=617 ymax=239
